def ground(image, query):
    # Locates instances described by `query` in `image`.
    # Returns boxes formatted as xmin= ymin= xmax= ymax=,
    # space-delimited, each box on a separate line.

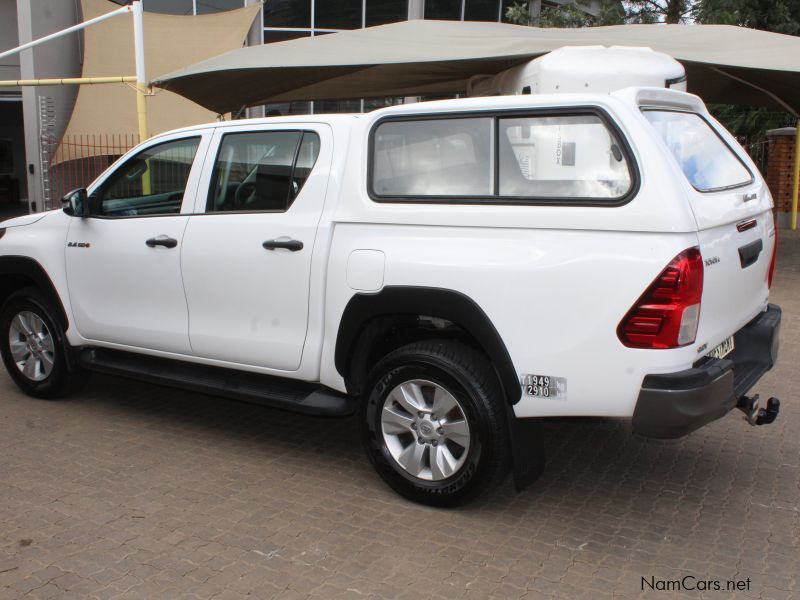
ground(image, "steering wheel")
xmin=233 ymin=180 xmax=257 ymax=210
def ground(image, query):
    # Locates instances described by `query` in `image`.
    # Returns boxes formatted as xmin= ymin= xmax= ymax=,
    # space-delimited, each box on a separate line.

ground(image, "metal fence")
xmin=42 ymin=133 xmax=139 ymax=208
xmin=746 ymin=139 xmax=769 ymax=178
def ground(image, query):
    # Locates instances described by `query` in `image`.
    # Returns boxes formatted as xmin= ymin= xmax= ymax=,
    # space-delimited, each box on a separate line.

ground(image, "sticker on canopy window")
xmin=521 ymin=374 xmax=567 ymax=400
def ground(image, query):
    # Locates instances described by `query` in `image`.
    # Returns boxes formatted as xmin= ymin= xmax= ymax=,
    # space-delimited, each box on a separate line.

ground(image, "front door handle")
xmin=146 ymin=236 xmax=178 ymax=249
xmin=262 ymin=238 xmax=303 ymax=251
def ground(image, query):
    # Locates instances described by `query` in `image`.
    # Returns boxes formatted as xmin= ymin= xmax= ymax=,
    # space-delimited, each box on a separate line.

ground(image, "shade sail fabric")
xmin=153 ymin=20 xmax=800 ymax=116
xmin=54 ymin=0 xmax=260 ymax=163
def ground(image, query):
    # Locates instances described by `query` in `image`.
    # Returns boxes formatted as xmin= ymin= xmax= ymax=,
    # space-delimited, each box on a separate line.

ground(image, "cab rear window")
xmin=642 ymin=110 xmax=753 ymax=192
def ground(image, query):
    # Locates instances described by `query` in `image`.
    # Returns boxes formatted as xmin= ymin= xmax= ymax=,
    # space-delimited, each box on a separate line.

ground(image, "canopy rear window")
xmin=642 ymin=110 xmax=753 ymax=192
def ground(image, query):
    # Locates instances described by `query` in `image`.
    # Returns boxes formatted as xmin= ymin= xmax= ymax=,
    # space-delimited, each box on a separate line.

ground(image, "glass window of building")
xmin=366 ymin=0 xmax=409 ymax=26
xmin=263 ymin=0 xmax=311 ymax=28
xmin=424 ymin=0 xmax=463 ymax=19
xmin=465 ymin=0 xmax=501 ymax=21
xmin=315 ymin=0 xmax=363 ymax=29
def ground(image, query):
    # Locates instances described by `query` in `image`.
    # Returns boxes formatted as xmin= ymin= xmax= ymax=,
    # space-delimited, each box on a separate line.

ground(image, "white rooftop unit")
xmin=467 ymin=46 xmax=687 ymax=97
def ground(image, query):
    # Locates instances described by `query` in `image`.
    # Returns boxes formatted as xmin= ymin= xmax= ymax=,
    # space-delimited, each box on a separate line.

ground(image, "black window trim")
xmin=640 ymin=106 xmax=755 ymax=194
xmin=89 ymin=135 xmax=203 ymax=220
xmin=367 ymin=106 xmax=641 ymax=208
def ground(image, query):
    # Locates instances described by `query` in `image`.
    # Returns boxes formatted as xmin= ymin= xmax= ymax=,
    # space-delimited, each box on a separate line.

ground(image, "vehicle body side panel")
xmin=320 ymin=223 xmax=700 ymax=418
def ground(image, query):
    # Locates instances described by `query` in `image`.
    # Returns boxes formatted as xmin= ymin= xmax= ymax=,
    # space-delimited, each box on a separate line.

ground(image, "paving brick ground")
xmin=1 ymin=234 xmax=799 ymax=600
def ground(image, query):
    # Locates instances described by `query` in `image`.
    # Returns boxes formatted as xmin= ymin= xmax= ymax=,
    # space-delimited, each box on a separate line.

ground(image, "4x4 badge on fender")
xmin=67 ymin=242 xmax=91 ymax=248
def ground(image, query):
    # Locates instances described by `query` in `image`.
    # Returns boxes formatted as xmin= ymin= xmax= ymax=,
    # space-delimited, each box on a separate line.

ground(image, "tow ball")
xmin=737 ymin=394 xmax=780 ymax=426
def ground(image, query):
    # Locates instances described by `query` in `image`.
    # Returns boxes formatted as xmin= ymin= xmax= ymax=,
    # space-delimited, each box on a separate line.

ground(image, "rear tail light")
xmin=618 ymin=248 xmax=704 ymax=349
xmin=768 ymin=228 xmax=777 ymax=289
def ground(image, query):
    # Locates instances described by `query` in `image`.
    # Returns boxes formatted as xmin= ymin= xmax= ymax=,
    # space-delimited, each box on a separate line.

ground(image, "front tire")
xmin=362 ymin=340 xmax=509 ymax=507
xmin=0 ymin=288 xmax=88 ymax=399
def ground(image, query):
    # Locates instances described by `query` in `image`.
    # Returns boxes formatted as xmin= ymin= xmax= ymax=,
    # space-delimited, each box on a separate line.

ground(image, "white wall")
xmin=0 ymin=0 xmax=21 ymax=81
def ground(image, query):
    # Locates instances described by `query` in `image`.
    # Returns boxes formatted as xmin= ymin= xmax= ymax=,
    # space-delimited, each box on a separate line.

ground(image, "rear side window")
xmin=643 ymin=110 xmax=753 ymax=192
xmin=370 ymin=111 xmax=635 ymax=203
xmin=207 ymin=130 xmax=320 ymax=213
xmin=499 ymin=115 xmax=631 ymax=199
xmin=371 ymin=118 xmax=494 ymax=197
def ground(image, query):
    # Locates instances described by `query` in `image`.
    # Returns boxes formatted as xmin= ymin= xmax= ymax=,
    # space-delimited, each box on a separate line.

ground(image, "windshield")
xmin=643 ymin=110 xmax=753 ymax=192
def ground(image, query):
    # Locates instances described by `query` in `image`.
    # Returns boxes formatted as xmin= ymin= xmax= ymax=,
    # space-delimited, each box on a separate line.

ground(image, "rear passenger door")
xmin=180 ymin=124 xmax=331 ymax=371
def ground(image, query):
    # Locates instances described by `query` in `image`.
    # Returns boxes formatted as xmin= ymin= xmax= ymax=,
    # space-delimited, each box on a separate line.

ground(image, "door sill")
xmin=78 ymin=348 xmax=355 ymax=417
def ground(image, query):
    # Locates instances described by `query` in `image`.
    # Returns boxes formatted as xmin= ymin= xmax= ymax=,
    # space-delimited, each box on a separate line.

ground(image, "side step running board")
xmin=78 ymin=348 xmax=356 ymax=417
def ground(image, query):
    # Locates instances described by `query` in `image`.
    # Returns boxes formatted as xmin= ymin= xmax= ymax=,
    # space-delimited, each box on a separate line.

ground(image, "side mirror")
xmin=61 ymin=188 xmax=89 ymax=217
xmin=125 ymin=158 xmax=148 ymax=180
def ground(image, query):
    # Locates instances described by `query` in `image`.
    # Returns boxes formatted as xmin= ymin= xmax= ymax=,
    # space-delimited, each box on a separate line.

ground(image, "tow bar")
xmin=737 ymin=394 xmax=780 ymax=426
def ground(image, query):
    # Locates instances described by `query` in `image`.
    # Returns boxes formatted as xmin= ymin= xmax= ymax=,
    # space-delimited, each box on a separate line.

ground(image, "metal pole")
xmin=132 ymin=1 xmax=149 ymax=143
xmin=0 ymin=5 xmax=130 ymax=61
xmin=792 ymin=121 xmax=800 ymax=230
xmin=0 ymin=76 xmax=136 ymax=87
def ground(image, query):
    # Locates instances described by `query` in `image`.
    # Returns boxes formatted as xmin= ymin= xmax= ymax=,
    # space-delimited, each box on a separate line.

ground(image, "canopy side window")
xmin=369 ymin=109 xmax=637 ymax=205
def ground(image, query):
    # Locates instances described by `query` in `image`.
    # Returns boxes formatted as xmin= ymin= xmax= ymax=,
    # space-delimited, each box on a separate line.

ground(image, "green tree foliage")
xmin=696 ymin=0 xmax=800 ymax=35
xmin=504 ymin=1 xmax=695 ymax=26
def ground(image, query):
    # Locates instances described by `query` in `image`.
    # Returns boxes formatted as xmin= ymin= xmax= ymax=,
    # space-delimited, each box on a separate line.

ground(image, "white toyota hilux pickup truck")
xmin=0 ymin=82 xmax=780 ymax=506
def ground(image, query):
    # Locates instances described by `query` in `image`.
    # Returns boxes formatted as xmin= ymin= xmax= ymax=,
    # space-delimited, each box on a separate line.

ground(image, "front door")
xmin=180 ymin=124 xmax=331 ymax=371
xmin=66 ymin=132 xmax=210 ymax=354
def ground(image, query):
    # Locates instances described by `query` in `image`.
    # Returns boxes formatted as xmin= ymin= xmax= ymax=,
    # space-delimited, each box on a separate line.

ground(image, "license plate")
xmin=706 ymin=336 xmax=735 ymax=359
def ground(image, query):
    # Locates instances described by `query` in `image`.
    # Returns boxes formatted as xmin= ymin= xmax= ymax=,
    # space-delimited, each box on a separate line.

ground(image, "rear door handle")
xmin=262 ymin=238 xmax=303 ymax=251
xmin=145 ymin=236 xmax=178 ymax=249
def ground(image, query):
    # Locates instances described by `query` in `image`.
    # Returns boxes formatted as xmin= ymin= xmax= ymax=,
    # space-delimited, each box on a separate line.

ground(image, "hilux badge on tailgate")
xmin=704 ymin=256 xmax=720 ymax=267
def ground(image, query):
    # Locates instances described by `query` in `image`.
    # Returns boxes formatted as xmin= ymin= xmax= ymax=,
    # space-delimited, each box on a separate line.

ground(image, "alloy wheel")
xmin=380 ymin=379 xmax=471 ymax=481
xmin=8 ymin=311 xmax=55 ymax=382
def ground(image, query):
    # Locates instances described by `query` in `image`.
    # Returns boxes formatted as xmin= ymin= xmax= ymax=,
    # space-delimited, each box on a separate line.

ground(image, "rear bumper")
xmin=632 ymin=304 xmax=781 ymax=439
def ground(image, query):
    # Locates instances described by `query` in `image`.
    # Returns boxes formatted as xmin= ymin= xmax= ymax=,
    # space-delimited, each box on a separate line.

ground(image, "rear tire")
xmin=362 ymin=340 xmax=509 ymax=507
xmin=0 ymin=288 xmax=89 ymax=399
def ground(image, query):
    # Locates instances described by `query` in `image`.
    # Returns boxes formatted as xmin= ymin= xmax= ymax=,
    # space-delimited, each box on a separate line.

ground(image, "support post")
xmin=792 ymin=120 xmax=800 ymax=230
xmin=132 ymin=0 xmax=148 ymax=143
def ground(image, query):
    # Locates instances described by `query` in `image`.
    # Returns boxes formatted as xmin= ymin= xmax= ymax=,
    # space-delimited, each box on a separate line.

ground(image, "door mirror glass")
xmin=61 ymin=188 xmax=89 ymax=217
xmin=124 ymin=158 xmax=149 ymax=181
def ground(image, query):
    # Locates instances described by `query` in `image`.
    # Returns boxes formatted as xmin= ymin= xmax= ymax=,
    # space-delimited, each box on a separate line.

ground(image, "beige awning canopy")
xmin=153 ymin=20 xmax=800 ymax=116
xmin=55 ymin=0 xmax=260 ymax=163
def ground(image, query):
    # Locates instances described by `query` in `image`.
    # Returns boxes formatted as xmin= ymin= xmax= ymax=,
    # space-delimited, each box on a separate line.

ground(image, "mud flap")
xmin=507 ymin=414 xmax=546 ymax=491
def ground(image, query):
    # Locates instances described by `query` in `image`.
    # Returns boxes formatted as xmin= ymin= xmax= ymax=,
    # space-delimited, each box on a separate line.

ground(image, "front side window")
xmin=372 ymin=117 xmax=494 ymax=197
xmin=207 ymin=130 xmax=320 ymax=213
xmin=643 ymin=110 xmax=753 ymax=192
xmin=96 ymin=137 xmax=200 ymax=217
xmin=498 ymin=114 xmax=632 ymax=199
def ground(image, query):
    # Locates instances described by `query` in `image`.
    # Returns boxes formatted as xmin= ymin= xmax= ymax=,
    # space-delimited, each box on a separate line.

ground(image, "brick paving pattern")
xmin=1 ymin=234 xmax=798 ymax=599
